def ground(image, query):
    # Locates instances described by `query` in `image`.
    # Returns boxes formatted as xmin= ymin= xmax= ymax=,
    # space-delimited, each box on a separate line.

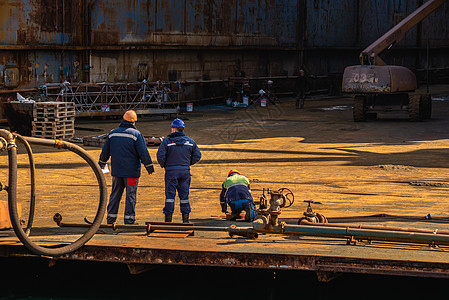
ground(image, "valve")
xmin=256 ymin=187 xmax=295 ymax=227
xmin=259 ymin=187 xmax=295 ymax=210
xmin=298 ymin=200 xmax=327 ymax=224
xmin=277 ymin=188 xmax=294 ymax=208
xmin=53 ymin=213 xmax=63 ymax=226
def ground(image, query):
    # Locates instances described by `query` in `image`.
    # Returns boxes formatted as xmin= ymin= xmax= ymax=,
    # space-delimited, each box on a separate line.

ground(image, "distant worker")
xmin=296 ymin=69 xmax=308 ymax=109
xmin=157 ymin=118 xmax=202 ymax=223
xmin=98 ymin=110 xmax=155 ymax=225
xmin=220 ymin=170 xmax=257 ymax=222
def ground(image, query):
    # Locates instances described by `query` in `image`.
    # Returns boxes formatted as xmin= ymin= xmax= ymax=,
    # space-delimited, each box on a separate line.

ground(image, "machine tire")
xmin=353 ymin=96 xmax=366 ymax=122
xmin=409 ymin=94 xmax=422 ymax=122
xmin=422 ymin=94 xmax=432 ymax=119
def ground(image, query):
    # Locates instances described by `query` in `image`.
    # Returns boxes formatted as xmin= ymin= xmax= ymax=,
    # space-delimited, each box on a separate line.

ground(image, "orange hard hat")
xmin=228 ymin=169 xmax=241 ymax=177
xmin=123 ymin=110 xmax=137 ymax=122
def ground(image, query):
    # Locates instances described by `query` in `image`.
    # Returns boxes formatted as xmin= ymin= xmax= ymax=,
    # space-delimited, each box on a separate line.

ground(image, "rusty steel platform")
xmin=2 ymin=92 xmax=449 ymax=294
xmin=1 ymin=217 xmax=449 ymax=280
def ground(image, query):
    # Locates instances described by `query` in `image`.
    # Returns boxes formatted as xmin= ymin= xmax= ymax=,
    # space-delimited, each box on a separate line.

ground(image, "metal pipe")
xmin=252 ymin=220 xmax=449 ymax=246
xmin=299 ymin=219 xmax=449 ymax=235
xmin=54 ymin=214 xmax=147 ymax=231
xmin=53 ymin=215 xmax=258 ymax=239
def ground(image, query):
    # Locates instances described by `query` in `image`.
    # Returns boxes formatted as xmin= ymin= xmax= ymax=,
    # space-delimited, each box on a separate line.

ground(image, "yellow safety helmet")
xmin=123 ymin=110 xmax=137 ymax=122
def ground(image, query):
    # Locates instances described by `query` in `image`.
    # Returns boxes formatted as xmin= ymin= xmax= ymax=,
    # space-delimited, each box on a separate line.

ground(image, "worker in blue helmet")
xmin=157 ymin=118 xmax=201 ymax=223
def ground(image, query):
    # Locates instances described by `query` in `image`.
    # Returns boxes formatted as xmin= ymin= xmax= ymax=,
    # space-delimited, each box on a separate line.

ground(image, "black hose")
xmin=13 ymin=134 xmax=36 ymax=236
xmin=5 ymin=132 xmax=107 ymax=257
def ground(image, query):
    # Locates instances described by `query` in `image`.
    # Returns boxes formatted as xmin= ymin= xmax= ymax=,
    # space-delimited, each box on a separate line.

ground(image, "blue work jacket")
xmin=156 ymin=132 xmax=201 ymax=171
xmin=98 ymin=121 xmax=154 ymax=178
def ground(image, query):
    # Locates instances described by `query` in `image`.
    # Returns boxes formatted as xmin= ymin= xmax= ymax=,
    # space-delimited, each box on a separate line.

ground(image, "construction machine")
xmin=342 ymin=0 xmax=448 ymax=121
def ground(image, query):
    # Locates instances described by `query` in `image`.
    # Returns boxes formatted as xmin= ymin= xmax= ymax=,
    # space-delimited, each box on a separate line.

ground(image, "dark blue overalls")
xmin=220 ymin=174 xmax=257 ymax=222
xmin=157 ymin=132 xmax=201 ymax=216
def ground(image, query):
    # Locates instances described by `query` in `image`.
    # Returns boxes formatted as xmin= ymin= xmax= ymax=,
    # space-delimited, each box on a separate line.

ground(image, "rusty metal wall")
xmin=88 ymin=49 xmax=298 ymax=82
xmin=0 ymin=50 xmax=82 ymax=90
xmin=0 ymin=0 xmax=448 ymax=90
xmin=422 ymin=0 xmax=449 ymax=46
xmin=356 ymin=0 xmax=419 ymax=47
xmin=0 ymin=0 xmax=82 ymax=45
xmin=89 ymin=0 xmax=293 ymax=47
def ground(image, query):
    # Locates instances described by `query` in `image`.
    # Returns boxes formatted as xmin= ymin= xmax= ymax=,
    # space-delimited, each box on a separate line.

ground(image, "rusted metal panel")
xmin=0 ymin=0 xmax=79 ymax=46
xmin=305 ymin=0 xmax=421 ymax=48
xmin=275 ymin=0 xmax=298 ymax=46
xmin=305 ymin=0 xmax=358 ymax=48
xmin=0 ymin=0 xmax=447 ymax=91
xmin=89 ymin=0 xmax=293 ymax=47
xmin=89 ymin=49 xmax=298 ymax=82
xmin=0 ymin=50 xmax=81 ymax=89
xmin=357 ymin=0 xmax=419 ymax=48
xmin=103 ymin=0 xmax=157 ymax=44
xmin=0 ymin=244 xmax=441 ymax=279
xmin=421 ymin=1 xmax=449 ymax=46
xmin=2 ymin=243 xmax=449 ymax=279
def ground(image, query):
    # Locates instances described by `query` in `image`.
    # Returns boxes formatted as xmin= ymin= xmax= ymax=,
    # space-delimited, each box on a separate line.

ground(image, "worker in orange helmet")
xmin=98 ymin=110 xmax=154 ymax=225
xmin=219 ymin=169 xmax=257 ymax=222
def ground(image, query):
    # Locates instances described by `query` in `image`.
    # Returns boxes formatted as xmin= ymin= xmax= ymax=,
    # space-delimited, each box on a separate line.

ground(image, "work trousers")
xmin=107 ymin=177 xmax=139 ymax=224
xmin=229 ymin=199 xmax=257 ymax=222
xmin=163 ymin=169 xmax=191 ymax=215
xmin=296 ymin=91 xmax=305 ymax=109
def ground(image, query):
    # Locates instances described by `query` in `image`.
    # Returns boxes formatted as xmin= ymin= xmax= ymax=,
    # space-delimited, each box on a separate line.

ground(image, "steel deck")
xmin=1 ymin=218 xmax=449 ymax=280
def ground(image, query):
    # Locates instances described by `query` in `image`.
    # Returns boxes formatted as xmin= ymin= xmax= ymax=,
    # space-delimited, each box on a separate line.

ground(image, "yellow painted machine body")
xmin=0 ymin=200 xmax=21 ymax=230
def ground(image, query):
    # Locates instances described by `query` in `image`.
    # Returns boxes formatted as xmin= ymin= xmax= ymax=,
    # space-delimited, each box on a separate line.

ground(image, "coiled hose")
xmin=13 ymin=133 xmax=35 ymax=236
xmin=1 ymin=130 xmax=107 ymax=257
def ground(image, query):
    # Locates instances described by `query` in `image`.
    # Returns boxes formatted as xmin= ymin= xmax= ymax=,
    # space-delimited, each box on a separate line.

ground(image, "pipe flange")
xmin=228 ymin=224 xmax=237 ymax=238
xmin=7 ymin=141 xmax=17 ymax=151
xmin=279 ymin=221 xmax=286 ymax=234
xmin=55 ymin=139 xmax=64 ymax=149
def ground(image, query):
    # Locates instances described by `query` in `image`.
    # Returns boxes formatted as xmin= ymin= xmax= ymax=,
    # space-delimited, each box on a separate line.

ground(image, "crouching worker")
xmin=220 ymin=170 xmax=257 ymax=222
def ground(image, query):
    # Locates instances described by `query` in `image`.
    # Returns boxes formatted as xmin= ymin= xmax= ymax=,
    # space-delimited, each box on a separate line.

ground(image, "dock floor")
xmin=1 ymin=87 xmax=449 ymax=297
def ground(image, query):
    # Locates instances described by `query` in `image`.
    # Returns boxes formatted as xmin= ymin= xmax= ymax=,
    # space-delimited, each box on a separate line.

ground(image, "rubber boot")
xmin=182 ymin=213 xmax=190 ymax=223
xmin=165 ymin=214 xmax=172 ymax=223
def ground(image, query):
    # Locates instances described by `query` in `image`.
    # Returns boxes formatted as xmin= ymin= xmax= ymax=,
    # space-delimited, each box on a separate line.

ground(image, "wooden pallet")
xmin=33 ymin=111 xmax=76 ymax=122
xmin=32 ymin=120 xmax=74 ymax=131
xmin=33 ymin=102 xmax=76 ymax=122
xmin=31 ymin=102 xmax=76 ymax=139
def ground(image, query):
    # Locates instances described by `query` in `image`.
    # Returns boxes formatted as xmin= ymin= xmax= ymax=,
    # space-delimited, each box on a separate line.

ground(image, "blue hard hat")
xmin=171 ymin=118 xmax=185 ymax=128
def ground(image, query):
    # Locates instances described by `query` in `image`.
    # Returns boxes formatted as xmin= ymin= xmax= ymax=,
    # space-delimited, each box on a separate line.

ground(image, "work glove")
xmin=98 ymin=161 xmax=106 ymax=169
xmin=146 ymin=165 xmax=155 ymax=175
